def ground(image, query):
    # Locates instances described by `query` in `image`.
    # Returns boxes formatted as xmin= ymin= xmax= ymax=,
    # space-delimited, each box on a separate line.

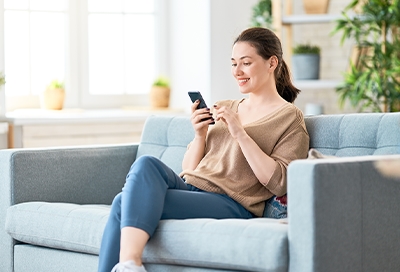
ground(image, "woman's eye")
xmin=231 ymin=63 xmax=237 ymax=67
xmin=244 ymin=62 xmax=250 ymax=66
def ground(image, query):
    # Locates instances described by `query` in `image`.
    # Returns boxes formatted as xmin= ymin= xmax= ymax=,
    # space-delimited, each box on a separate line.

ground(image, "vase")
xmin=303 ymin=0 xmax=329 ymax=14
xmin=292 ymin=54 xmax=320 ymax=80
xmin=150 ymin=86 xmax=170 ymax=108
xmin=40 ymin=88 xmax=65 ymax=110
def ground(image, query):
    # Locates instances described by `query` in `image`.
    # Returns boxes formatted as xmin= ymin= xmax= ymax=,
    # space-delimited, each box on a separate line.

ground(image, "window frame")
xmin=1 ymin=0 xmax=167 ymax=111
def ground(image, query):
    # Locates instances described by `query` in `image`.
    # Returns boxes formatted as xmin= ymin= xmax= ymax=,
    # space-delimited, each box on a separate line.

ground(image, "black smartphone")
xmin=188 ymin=91 xmax=208 ymax=109
xmin=188 ymin=91 xmax=215 ymax=124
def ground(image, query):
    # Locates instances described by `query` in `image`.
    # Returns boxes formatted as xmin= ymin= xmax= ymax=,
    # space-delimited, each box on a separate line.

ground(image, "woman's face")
xmin=231 ymin=41 xmax=273 ymax=95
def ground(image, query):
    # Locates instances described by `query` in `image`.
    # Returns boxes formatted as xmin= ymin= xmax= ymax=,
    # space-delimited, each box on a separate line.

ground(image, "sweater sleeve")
xmin=261 ymin=110 xmax=309 ymax=196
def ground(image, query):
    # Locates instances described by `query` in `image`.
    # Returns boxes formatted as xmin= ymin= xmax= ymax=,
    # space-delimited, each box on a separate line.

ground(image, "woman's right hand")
xmin=190 ymin=100 xmax=214 ymax=138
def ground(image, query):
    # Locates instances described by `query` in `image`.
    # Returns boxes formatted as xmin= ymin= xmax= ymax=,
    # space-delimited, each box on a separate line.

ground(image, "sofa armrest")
xmin=0 ymin=144 xmax=138 ymax=206
xmin=287 ymin=155 xmax=400 ymax=272
xmin=0 ymin=144 xmax=137 ymax=272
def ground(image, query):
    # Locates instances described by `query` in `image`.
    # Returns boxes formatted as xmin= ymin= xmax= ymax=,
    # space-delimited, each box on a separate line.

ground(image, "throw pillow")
xmin=263 ymin=194 xmax=287 ymax=219
xmin=263 ymin=149 xmax=335 ymax=219
xmin=307 ymin=148 xmax=336 ymax=159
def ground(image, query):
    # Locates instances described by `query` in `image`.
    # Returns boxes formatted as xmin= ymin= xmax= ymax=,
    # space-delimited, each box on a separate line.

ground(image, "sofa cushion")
xmin=5 ymin=202 xmax=108 ymax=254
xmin=137 ymin=115 xmax=195 ymax=175
xmin=6 ymin=202 xmax=289 ymax=271
xmin=305 ymin=112 xmax=400 ymax=156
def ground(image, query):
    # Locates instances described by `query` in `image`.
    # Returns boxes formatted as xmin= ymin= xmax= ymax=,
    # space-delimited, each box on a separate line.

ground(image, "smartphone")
xmin=188 ymin=91 xmax=208 ymax=109
xmin=188 ymin=91 xmax=215 ymax=124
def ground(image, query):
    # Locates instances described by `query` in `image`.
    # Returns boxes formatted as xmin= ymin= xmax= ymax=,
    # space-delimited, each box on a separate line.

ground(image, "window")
xmin=3 ymin=0 xmax=162 ymax=110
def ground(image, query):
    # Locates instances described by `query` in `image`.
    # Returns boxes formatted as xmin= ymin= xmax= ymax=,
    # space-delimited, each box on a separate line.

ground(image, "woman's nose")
xmin=233 ymin=65 xmax=243 ymax=76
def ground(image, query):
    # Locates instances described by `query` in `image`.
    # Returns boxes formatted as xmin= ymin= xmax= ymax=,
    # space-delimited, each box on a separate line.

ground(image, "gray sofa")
xmin=1 ymin=112 xmax=400 ymax=272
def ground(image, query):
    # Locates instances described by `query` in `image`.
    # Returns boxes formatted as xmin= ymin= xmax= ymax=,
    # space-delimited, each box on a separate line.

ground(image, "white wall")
xmin=168 ymin=0 xmax=258 ymax=111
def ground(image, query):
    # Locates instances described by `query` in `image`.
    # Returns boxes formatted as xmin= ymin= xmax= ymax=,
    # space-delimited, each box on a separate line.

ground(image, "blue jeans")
xmin=98 ymin=155 xmax=253 ymax=272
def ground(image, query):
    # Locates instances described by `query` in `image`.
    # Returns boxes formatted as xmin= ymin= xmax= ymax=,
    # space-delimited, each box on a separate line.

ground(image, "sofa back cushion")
xmin=137 ymin=115 xmax=194 ymax=174
xmin=305 ymin=112 xmax=400 ymax=157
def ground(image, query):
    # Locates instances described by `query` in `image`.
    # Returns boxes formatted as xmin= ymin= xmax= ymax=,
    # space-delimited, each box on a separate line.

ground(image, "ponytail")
xmin=276 ymin=59 xmax=301 ymax=103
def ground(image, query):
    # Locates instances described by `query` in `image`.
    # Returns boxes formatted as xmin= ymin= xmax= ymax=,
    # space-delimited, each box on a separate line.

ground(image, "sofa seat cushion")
xmin=6 ymin=202 xmax=289 ymax=271
xmin=6 ymin=202 xmax=109 ymax=254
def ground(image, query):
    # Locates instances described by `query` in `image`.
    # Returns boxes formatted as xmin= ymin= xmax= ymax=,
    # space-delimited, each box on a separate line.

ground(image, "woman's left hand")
xmin=213 ymin=104 xmax=246 ymax=139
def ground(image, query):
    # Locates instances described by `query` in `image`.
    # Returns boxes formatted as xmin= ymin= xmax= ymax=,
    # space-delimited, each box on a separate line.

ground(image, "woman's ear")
xmin=269 ymin=56 xmax=278 ymax=69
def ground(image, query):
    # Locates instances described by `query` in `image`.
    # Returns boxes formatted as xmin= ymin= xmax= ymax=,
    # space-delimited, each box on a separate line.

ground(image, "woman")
xmin=99 ymin=27 xmax=309 ymax=272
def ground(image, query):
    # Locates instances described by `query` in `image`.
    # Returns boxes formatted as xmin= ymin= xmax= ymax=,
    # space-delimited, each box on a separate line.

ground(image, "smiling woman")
xmin=2 ymin=0 xmax=162 ymax=111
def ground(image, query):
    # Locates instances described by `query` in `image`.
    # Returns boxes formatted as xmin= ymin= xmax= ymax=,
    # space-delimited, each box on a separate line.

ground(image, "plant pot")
xmin=292 ymin=54 xmax=320 ymax=80
xmin=303 ymin=0 xmax=329 ymax=14
xmin=40 ymin=88 xmax=65 ymax=110
xmin=150 ymin=86 xmax=170 ymax=108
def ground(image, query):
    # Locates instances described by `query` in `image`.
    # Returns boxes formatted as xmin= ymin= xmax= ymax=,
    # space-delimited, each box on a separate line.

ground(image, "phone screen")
xmin=188 ymin=91 xmax=208 ymax=109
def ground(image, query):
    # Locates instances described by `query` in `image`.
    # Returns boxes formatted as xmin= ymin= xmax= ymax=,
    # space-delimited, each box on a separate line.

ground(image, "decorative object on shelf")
xmin=150 ymin=76 xmax=170 ymax=108
xmin=292 ymin=44 xmax=321 ymax=80
xmin=333 ymin=0 xmax=400 ymax=112
xmin=40 ymin=80 xmax=65 ymax=110
xmin=303 ymin=0 xmax=330 ymax=14
xmin=250 ymin=0 xmax=273 ymax=29
xmin=305 ymin=103 xmax=324 ymax=116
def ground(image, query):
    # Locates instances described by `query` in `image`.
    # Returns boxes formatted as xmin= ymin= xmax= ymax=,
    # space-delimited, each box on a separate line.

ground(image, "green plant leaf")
xmin=152 ymin=76 xmax=170 ymax=87
xmin=333 ymin=0 xmax=400 ymax=112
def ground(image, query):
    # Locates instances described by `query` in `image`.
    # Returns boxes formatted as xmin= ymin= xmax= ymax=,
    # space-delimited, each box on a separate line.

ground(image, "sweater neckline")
xmin=234 ymin=99 xmax=291 ymax=127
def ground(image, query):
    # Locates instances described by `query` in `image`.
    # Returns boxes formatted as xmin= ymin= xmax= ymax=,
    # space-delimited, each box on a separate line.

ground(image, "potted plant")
xmin=332 ymin=0 xmax=400 ymax=112
xmin=292 ymin=44 xmax=321 ymax=80
xmin=150 ymin=76 xmax=170 ymax=108
xmin=250 ymin=0 xmax=273 ymax=29
xmin=40 ymin=79 xmax=65 ymax=110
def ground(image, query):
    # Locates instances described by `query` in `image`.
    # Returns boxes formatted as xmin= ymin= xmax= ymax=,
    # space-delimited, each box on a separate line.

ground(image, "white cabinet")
xmin=3 ymin=109 xmax=186 ymax=148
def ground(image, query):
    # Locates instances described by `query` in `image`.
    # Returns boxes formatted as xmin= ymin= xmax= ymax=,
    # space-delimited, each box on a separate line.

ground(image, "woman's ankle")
xmin=119 ymin=254 xmax=142 ymax=266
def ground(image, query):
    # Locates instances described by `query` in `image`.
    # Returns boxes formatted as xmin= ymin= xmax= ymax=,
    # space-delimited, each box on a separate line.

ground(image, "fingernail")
xmin=213 ymin=104 xmax=217 ymax=108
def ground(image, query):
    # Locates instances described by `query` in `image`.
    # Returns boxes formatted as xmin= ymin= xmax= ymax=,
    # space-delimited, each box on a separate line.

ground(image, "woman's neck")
xmin=246 ymin=90 xmax=286 ymax=108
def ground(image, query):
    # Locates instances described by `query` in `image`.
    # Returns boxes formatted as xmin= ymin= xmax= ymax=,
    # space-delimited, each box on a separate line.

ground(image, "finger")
xmin=191 ymin=100 xmax=200 ymax=113
xmin=197 ymin=112 xmax=214 ymax=124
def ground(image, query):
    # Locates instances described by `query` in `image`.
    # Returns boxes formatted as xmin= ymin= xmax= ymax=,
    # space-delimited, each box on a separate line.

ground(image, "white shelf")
xmin=1 ymin=108 xmax=186 ymax=125
xmin=282 ymin=14 xmax=342 ymax=25
xmin=294 ymin=79 xmax=341 ymax=89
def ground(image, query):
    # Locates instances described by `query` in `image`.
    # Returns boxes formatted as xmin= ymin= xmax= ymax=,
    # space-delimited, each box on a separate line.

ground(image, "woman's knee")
xmin=126 ymin=155 xmax=165 ymax=180
xmin=109 ymin=192 xmax=122 ymax=215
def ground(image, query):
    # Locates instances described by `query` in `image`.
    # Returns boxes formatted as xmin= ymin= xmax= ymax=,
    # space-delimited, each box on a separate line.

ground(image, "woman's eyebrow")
xmin=231 ymin=56 xmax=252 ymax=61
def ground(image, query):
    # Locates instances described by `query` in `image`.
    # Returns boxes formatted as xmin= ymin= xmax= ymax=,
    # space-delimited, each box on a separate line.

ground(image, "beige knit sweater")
xmin=181 ymin=99 xmax=309 ymax=217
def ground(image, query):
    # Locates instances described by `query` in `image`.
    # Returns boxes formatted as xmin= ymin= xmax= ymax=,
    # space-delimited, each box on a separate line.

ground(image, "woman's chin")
xmin=239 ymin=87 xmax=250 ymax=94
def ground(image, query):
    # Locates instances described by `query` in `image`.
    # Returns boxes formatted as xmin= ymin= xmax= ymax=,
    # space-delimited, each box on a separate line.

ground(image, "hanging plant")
xmin=250 ymin=0 xmax=273 ymax=29
xmin=332 ymin=0 xmax=400 ymax=112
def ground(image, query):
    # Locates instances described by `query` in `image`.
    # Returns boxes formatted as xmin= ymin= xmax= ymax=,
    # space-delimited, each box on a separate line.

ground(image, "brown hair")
xmin=233 ymin=27 xmax=300 ymax=103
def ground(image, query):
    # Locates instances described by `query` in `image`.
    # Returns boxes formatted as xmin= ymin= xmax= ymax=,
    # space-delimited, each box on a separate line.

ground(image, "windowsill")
xmin=1 ymin=107 xmax=187 ymax=125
